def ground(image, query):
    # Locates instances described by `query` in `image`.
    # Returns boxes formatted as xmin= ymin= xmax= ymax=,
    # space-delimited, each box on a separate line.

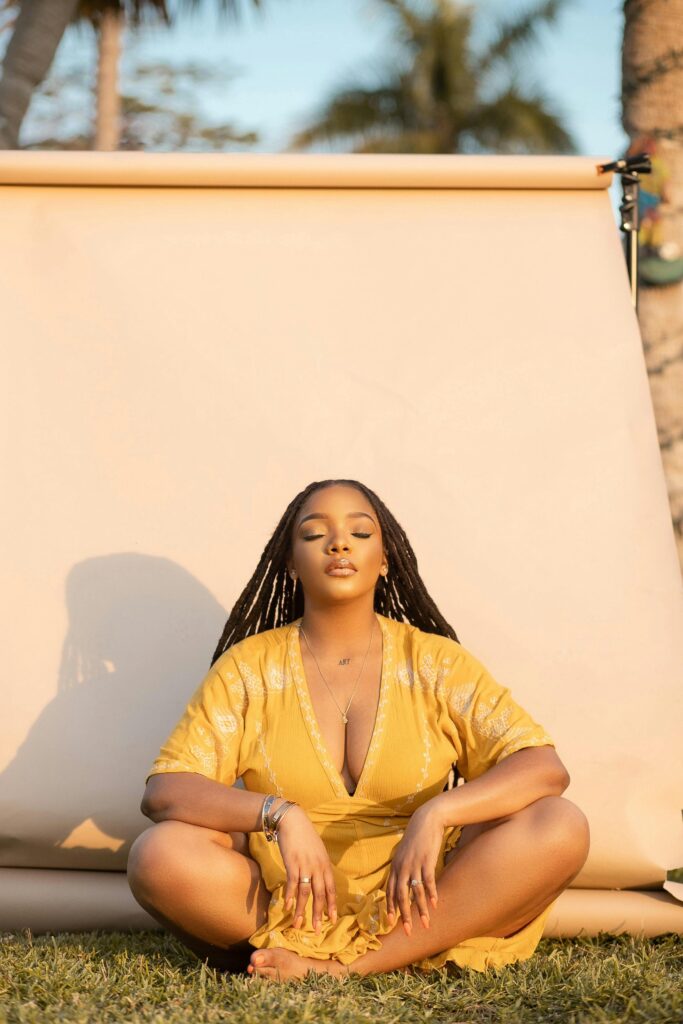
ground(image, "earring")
xmin=290 ymin=570 xmax=297 ymax=579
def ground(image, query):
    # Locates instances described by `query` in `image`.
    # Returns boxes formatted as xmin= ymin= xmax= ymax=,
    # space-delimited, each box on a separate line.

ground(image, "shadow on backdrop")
xmin=0 ymin=552 xmax=227 ymax=870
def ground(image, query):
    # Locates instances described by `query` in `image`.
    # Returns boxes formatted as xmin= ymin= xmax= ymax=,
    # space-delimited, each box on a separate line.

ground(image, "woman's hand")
xmin=386 ymin=803 xmax=445 ymax=934
xmin=274 ymin=805 xmax=338 ymax=933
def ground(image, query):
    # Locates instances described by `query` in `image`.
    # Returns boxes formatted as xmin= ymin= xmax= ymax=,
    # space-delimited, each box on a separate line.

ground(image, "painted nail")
xmin=421 ymin=915 xmax=430 ymax=929
xmin=403 ymin=922 xmax=412 ymax=936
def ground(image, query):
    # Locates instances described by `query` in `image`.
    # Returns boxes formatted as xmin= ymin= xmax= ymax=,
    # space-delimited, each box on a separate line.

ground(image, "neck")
xmin=299 ymin=601 xmax=378 ymax=654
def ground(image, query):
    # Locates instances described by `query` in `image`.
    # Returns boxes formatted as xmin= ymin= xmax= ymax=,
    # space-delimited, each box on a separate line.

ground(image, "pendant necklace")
xmin=300 ymin=620 xmax=375 ymax=724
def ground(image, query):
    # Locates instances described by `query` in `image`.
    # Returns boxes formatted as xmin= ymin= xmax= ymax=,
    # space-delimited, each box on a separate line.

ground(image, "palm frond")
xmin=285 ymin=83 xmax=408 ymax=152
xmin=75 ymin=0 xmax=269 ymax=29
xmin=464 ymin=81 xmax=577 ymax=153
xmin=476 ymin=0 xmax=573 ymax=77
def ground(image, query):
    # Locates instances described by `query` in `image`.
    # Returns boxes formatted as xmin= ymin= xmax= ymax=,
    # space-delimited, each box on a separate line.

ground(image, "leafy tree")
xmin=621 ymin=0 xmax=683 ymax=568
xmin=19 ymin=54 xmax=260 ymax=150
xmin=0 ymin=0 xmax=269 ymax=149
xmin=286 ymin=0 xmax=577 ymax=154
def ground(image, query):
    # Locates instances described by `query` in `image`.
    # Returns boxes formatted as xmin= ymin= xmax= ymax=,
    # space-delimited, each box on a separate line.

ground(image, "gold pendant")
xmin=342 ymin=714 xmax=348 ymax=724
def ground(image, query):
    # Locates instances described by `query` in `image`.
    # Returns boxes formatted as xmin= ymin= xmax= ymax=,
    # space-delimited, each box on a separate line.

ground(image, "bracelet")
xmin=263 ymin=799 xmax=298 ymax=843
xmin=261 ymin=794 xmax=277 ymax=837
xmin=270 ymin=800 xmax=297 ymax=844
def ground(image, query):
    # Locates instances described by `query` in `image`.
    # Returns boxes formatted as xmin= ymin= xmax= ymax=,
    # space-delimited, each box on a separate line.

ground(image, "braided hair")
xmin=210 ymin=478 xmax=459 ymax=666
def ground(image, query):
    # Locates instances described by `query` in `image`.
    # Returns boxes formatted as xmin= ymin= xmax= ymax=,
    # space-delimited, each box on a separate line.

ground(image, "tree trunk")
xmin=94 ymin=6 xmax=123 ymax=151
xmin=622 ymin=0 xmax=683 ymax=572
xmin=0 ymin=0 xmax=80 ymax=149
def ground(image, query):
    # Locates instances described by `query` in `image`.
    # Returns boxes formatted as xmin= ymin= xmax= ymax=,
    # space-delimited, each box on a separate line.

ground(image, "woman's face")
xmin=287 ymin=485 xmax=387 ymax=605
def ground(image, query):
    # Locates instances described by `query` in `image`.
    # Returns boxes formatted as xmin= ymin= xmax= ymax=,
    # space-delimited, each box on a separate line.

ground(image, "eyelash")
xmin=302 ymin=532 xmax=371 ymax=541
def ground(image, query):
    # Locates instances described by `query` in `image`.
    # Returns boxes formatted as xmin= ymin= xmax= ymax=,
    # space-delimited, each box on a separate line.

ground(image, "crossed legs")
xmin=127 ymin=794 xmax=590 ymax=980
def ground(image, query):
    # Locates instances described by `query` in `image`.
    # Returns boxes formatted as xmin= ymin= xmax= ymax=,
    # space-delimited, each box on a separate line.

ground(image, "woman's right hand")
xmin=274 ymin=804 xmax=338 ymax=932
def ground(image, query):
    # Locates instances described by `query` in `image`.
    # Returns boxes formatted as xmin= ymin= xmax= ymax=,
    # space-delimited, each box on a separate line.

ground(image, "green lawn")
xmin=1 ymin=930 xmax=681 ymax=1023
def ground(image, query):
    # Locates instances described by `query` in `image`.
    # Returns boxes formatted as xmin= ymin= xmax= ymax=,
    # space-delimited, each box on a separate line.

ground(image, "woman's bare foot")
xmin=247 ymin=947 xmax=344 ymax=981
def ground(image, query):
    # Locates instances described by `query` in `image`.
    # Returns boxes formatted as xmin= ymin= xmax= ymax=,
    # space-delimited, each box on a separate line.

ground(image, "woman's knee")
xmin=127 ymin=820 xmax=246 ymax=901
xmin=526 ymin=795 xmax=591 ymax=867
xmin=128 ymin=821 xmax=183 ymax=899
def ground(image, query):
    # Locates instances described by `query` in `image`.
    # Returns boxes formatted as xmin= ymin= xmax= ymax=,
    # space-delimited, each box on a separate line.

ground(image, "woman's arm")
xmin=425 ymin=746 xmax=569 ymax=830
xmin=141 ymin=772 xmax=287 ymax=834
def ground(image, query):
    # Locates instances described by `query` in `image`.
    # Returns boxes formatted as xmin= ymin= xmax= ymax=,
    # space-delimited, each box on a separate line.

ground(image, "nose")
xmin=328 ymin=533 xmax=351 ymax=554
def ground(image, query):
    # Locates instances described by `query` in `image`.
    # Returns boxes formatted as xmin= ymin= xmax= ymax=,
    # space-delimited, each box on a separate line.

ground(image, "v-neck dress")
xmin=146 ymin=613 xmax=558 ymax=973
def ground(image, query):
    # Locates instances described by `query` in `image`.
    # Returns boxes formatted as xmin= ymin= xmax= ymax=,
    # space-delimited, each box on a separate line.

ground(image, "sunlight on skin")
xmin=247 ymin=946 xmax=344 ymax=981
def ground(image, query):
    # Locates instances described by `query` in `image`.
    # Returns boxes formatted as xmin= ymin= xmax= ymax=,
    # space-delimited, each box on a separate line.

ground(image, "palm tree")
xmin=286 ymin=0 xmax=577 ymax=154
xmin=621 ymin=0 xmax=683 ymax=571
xmin=0 ymin=0 xmax=269 ymax=150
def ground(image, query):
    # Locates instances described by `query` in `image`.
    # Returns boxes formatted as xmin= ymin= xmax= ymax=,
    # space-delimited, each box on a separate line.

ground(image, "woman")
xmin=128 ymin=478 xmax=590 ymax=981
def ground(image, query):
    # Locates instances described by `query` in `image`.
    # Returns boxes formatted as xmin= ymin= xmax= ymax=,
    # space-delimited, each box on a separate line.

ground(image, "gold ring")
xmin=300 ymin=876 xmax=311 ymax=884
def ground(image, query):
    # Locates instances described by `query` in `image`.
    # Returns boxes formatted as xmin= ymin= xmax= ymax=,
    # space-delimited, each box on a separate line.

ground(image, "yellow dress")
xmin=146 ymin=612 xmax=558 ymax=973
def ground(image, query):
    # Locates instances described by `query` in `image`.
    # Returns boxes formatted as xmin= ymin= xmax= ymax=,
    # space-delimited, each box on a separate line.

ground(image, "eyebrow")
xmin=298 ymin=512 xmax=376 ymax=527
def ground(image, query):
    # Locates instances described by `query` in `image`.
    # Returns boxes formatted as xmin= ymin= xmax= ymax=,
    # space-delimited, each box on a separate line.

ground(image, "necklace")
xmin=300 ymin=620 xmax=375 ymax=724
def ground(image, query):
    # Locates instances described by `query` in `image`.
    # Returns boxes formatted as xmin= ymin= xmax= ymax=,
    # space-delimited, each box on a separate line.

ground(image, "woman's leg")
xmin=345 ymin=794 xmax=590 ymax=974
xmin=127 ymin=820 xmax=270 ymax=971
xmin=249 ymin=795 xmax=590 ymax=980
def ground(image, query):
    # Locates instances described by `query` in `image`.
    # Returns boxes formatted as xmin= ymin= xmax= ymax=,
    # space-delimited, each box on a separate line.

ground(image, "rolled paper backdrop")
xmin=0 ymin=152 xmax=681 ymax=933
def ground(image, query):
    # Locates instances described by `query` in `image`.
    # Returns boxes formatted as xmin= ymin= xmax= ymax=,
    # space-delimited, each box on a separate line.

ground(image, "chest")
xmin=301 ymin=647 xmax=383 ymax=795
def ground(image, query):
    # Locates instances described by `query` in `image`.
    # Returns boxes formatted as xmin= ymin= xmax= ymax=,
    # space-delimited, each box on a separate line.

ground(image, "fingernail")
xmin=331 ymin=911 xmax=338 ymax=923
xmin=431 ymin=896 xmax=438 ymax=908
xmin=404 ymin=922 xmax=412 ymax=936
xmin=421 ymin=915 xmax=430 ymax=929
xmin=285 ymin=898 xmax=292 ymax=910
xmin=254 ymin=955 xmax=264 ymax=964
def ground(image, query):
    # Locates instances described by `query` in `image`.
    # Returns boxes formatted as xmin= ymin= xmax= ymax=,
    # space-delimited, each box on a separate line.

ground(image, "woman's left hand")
xmin=385 ymin=802 xmax=445 ymax=934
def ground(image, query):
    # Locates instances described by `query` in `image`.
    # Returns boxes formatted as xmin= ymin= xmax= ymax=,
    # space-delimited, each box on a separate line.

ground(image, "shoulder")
xmin=385 ymin=616 xmax=477 ymax=691
xmin=211 ymin=620 xmax=294 ymax=695
xmin=382 ymin=610 xmax=466 ymax=684
xmin=387 ymin=615 xmax=465 ymax=663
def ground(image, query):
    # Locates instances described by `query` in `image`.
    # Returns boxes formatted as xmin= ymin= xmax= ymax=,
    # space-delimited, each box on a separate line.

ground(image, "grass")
xmin=0 ymin=930 xmax=681 ymax=1023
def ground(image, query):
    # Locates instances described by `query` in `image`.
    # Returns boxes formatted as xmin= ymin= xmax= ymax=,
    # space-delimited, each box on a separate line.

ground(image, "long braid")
xmin=210 ymin=478 xmax=459 ymax=667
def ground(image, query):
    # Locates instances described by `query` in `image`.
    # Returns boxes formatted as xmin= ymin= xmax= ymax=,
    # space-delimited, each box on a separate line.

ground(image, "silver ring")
xmin=299 ymin=876 xmax=312 ymax=884
xmin=409 ymin=878 xmax=423 ymax=887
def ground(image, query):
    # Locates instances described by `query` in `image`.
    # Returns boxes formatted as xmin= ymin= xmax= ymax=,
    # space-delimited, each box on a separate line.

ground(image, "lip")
xmin=325 ymin=559 xmax=357 ymax=573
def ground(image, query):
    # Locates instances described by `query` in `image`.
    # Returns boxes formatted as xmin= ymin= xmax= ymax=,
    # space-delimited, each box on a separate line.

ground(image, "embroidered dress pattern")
xmin=400 ymin=697 xmax=432 ymax=812
xmin=146 ymin=613 xmax=559 ymax=973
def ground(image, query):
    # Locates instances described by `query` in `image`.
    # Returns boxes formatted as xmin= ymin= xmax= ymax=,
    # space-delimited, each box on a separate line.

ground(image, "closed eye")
xmin=303 ymin=533 xmax=371 ymax=540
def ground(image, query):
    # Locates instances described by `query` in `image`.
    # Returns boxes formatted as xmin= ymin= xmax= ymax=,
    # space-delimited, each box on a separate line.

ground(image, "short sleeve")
xmin=145 ymin=653 xmax=247 ymax=788
xmin=442 ymin=641 xmax=556 ymax=782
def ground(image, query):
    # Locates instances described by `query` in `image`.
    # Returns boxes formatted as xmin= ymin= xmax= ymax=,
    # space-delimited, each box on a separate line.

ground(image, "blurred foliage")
xmin=0 ymin=0 xmax=270 ymax=32
xmin=286 ymin=0 xmax=579 ymax=154
xmin=21 ymin=57 xmax=260 ymax=150
xmin=2 ymin=0 xmax=579 ymax=154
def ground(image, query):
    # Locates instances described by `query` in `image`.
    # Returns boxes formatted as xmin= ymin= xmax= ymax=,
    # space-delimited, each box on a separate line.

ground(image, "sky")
xmin=6 ymin=0 xmax=628 ymax=215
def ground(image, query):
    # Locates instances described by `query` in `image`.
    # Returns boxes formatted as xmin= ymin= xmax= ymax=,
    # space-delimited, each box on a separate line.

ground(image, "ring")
xmin=409 ymin=879 xmax=423 ymax=887
xmin=299 ymin=876 xmax=312 ymax=884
